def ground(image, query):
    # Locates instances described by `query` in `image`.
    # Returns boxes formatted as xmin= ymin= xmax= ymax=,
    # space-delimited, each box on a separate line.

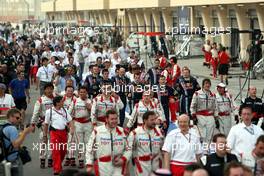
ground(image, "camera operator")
xmin=1 ymin=108 xmax=34 ymax=176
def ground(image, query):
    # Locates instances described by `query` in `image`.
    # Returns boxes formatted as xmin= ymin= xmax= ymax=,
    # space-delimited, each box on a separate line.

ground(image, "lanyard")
xmin=148 ymin=133 xmax=153 ymax=154
xmin=253 ymin=160 xmax=257 ymax=176
xmin=205 ymin=93 xmax=208 ymax=109
xmin=53 ymin=108 xmax=64 ymax=117
xmin=182 ymin=133 xmax=191 ymax=143
xmin=43 ymin=66 xmax=48 ymax=77
xmin=244 ymin=127 xmax=254 ymax=135
xmin=110 ymin=131 xmax=114 ymax=157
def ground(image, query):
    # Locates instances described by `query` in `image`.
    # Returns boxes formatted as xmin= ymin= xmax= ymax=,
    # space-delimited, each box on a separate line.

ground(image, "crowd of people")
xmin=0 ymin=23 xmax=264 ymax=176
xmin=202 ymin=40 xmax=231 ymax=84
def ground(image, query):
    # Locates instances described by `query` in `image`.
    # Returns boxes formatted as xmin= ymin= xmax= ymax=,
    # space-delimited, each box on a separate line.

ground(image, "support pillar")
xmin=235 ymin=6 xmax=250 ymax=55
xmin=200 ymin=7 xmax=213 ymax=41
xmin=152 ymin=10 xmax=161 ymax=32
xmin=128 ymin=10 xmax=138 ymax=32
xmin=217 ymin=8 xmax=230 ymax=47
xmin=144 ymin=10 xmax=152 ymax=32
xmin=162 ymin=8 xmax=172 ymax=33
xmin=135 ymin=10 xmax=145 ymax=32
xmin=256 ymin=5 xmax=264 ymax=51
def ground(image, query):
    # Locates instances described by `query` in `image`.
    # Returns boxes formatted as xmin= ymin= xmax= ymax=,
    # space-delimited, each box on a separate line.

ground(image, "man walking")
xmin=9 ymin=71 xmax=30 ymax=129
xmin=190 ymin=79 xmax=218 ymax=143
xmin=43 ymin=96 xmax=74 ymax=175
xmin=227 ymin=105 xmax=263 ymax=160
xmin=125 ymin=111 xmax=164 ymax=175
xmin=163 ymin=114 xmax=202 ymax=176
xmin=86 ymin=109 xmax=128 ymax=175
xmin=36 ymin=57 xmax=54 ymax=95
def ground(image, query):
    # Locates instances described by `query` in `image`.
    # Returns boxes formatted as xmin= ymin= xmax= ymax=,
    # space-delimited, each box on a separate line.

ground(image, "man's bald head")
xmin=192 ymin=169 xmax=208 ymax=176
xmin=178 ymin=114 xmax=190 ymax=132
xmin=178 ymin=114 xmax=190 ymax=121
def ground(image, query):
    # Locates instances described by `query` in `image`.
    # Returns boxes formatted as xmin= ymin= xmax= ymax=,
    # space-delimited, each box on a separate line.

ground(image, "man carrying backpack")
xmin=0 ymin=108 xmax=34 ymax=176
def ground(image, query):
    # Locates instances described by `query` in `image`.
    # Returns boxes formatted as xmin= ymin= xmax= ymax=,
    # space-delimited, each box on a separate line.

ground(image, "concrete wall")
xmin=109 ymin=0 xmax=170 ymax=9
xmin=76 ymin=0 xmax=109 ymax=10
xmin=56 ymin=0 xmax=74 ymax=11
xmin=170 ymin=0 xmax=264 ymax=6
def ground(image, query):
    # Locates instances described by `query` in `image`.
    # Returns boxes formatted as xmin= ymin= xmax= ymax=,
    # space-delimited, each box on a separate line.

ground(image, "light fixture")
xmin=237 ymin=4 xmax=244 ymax=7
xmin=260 ymin=3 xmax=264 ymax=6
xmin=202 ymin=5 xmax=208 ymax=8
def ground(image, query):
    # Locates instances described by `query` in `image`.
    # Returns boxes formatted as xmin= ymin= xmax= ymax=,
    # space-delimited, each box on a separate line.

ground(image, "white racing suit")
xmin=216 ymin=92 xmax=238 ymax=135
xmin=86 ymin=125 xmax=128 ymax=176
xmin=126 ymin=100 xmax=165 ymax=129
xmin=63 ymin=96 xmax=76 ymax=162
xmin=91 ymin=94 xmax=124 ymax=126
xmin=152 ymin=98 xmax=165 ymax=117
xmin=31 ymin=95 xmax=53 ymax=159
xmin=63 ymin=96 xmax=76 ymax=110
xmin=124 ymin=126 xmax=163 ymax=175
xmin=69 ymin=97 xmax=93 ymax=163
xmin=190 ymin=89 xmax=218 ymax=143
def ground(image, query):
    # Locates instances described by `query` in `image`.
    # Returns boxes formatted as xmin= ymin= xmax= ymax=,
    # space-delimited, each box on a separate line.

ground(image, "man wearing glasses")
xmin=1 ymin=108 xmax=34 ymax=176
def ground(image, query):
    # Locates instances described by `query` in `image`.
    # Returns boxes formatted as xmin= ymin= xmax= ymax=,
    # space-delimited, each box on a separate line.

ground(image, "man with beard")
xmin=176 ymin=66 xmax=200 ymax=117
xmin=124 ymin=111 xmax=163 ymax=176
xmin=86 ymin=109 xmax=128 ymax=175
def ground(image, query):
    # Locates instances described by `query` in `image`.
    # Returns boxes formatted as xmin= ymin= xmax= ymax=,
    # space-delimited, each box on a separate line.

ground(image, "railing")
xmin=176 ymin=36 xmax=192 ymax=58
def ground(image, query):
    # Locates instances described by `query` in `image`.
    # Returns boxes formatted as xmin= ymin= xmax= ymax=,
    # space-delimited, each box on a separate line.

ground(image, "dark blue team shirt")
xmin=9 ymin=79 xmax=29 ymax=99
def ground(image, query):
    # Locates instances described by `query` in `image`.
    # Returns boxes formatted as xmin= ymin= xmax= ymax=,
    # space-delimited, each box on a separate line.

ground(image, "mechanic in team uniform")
xmin=62 ymin=85 xmax=76 ymax=167
xmin=86 ymin=109 xmax=128 ymax=175
xmin=126 ymin=91 xmax=165 ymax=131
xmin=190 ymin=78 xmax=218 ymax=143
xmin=215 ymin=83 xmax=239 ymax=135
xmin=68 ymin=86 xmax=92 ymax=168
xmin=163 ymin=114 xmax=202 ymax=176
xmin=31 ymin=83 xmax=54 ymax=168
xmin=91 ymin=81 xmax=124 ymax=126
xmin=124 ymin=111 xmax=163 ymax=176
